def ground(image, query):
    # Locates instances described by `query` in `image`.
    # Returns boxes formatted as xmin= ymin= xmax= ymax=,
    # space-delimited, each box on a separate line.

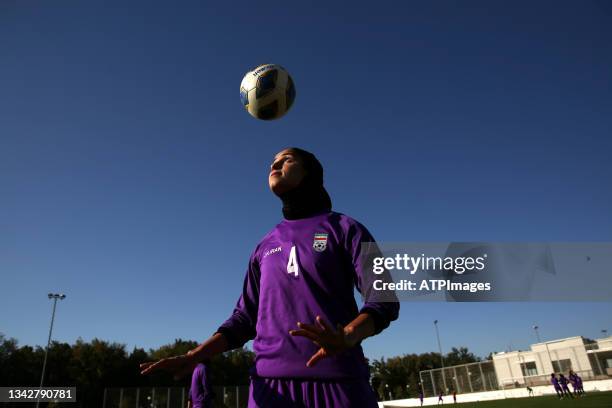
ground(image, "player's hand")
xmin=139 ymin=354 xmax=198 ymax=380
xmin=289 ymin=315 xmax=357 ymax=367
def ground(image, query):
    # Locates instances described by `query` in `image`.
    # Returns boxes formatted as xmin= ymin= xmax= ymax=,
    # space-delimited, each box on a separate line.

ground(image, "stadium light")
xmin=602 ymin=329 xmax=608 ymax=338
xmin=433 ymin=320 xmax=448 ymax=392
xmin=37 ymin=293 xmax=66 ymax=408
xmin=532 ymin=324 xmax=553 ymax=373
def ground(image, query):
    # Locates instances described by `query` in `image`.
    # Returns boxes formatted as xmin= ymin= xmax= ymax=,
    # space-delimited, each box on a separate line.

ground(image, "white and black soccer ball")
xmin=240 ymin=64 xmax=296 ymax=120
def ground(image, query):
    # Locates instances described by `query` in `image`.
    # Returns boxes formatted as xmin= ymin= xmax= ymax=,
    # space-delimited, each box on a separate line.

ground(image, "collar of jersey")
xmin=281 ymin=210 xmax=332 ymax=223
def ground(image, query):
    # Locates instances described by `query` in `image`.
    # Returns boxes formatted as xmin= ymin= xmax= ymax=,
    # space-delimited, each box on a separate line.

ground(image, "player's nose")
xmin=271 ymin=160 xmax=282 ymax=171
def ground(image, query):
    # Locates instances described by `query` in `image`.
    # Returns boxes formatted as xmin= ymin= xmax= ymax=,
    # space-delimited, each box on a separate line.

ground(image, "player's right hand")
xmin=140 ymin=354 xmax=197 ymax=380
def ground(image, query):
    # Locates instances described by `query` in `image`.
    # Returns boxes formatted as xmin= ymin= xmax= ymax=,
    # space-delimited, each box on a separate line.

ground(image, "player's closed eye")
xmin=272 ymin=156 xmax=292 ymax=169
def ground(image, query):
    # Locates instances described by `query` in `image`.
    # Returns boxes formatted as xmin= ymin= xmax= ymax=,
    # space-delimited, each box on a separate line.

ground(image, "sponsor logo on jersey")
xmin=313 ymin=233 xmax=328 ymax=252
xmin=264 ymin=246 xmax=282 ymax=257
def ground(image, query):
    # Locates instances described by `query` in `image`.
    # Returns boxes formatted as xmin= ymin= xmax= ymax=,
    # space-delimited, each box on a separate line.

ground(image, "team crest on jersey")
xmin=313 ymin=233 xmax=328 ymax=252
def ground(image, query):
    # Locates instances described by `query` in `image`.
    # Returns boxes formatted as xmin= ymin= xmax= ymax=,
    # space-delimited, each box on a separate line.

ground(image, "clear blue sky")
xmin=1 ymin=1 xmax=611 ymax=360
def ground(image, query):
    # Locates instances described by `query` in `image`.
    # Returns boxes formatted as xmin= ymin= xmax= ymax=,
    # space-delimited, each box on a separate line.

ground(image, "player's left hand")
xmin=289 ymin=315 xmax=357 ymax=367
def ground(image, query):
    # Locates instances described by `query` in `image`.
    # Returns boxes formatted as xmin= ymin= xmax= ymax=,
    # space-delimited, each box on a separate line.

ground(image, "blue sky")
xmin=1 ymin=1 xmax=611 ymax=360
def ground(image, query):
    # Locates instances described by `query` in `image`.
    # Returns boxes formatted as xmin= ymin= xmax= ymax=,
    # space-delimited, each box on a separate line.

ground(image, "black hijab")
xmin=278 ymin=148 xmax=332 ymax=220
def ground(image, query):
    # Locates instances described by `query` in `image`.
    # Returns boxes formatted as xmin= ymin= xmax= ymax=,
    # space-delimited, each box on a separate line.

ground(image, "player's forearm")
xmin=188 ymin=332 xmax=229 ymax=361
xmin=343 ymin=313 xmax=376 ymax=347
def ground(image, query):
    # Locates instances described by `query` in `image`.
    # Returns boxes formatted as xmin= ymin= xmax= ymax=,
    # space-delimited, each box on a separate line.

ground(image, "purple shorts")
xmin=248 ymin=376 xmax=379 ymax=407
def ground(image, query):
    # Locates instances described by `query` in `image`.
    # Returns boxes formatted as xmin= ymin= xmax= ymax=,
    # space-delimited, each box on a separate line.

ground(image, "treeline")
xmin=0 ymin=333 xmax=254 ymax=407
xmin=1 ymin=333 xmax=479 ymax=405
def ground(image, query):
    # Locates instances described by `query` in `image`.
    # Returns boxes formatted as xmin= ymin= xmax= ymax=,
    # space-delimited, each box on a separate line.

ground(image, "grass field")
xmin=441 ymin=392 xmax=612 ymax=408
xmin=386 ymin=392 xmax=612 ymax=408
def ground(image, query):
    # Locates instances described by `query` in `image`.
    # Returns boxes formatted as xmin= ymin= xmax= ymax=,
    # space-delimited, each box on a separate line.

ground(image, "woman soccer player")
xmin=141 ymin=147 xmax=400 ymax=407
xmin=187 ymin=363 xmax=213 ymax=408
xmin=551 ymin=374 xmax=563 ymax=399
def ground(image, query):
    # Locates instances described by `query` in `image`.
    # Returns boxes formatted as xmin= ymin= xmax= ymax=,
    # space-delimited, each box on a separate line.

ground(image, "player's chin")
xmin=269 ymin=180 xmax=288 ymax=196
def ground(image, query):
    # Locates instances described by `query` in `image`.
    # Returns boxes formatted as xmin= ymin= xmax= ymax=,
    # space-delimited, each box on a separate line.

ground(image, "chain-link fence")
xmin=419 ymin=361 xmax=498 ymax=397
xmin=420 ymin=364 xmax=610 ymax=397
xmin=102 ymin=386 xmax=249 ymax=408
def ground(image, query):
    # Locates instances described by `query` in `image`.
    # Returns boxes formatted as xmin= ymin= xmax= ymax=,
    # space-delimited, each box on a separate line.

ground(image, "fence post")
xmin=430 ymin=371 xmax=436 ymax=397
xmin=479 ymin=363 xmax=486 ymax=391
xmin=419 ymin=371 xmax=424 ymax=396
xmin=119 ymin=388 xmax=123 ymax=408
xmin=136 ymin=388 xmax=140 ymax=408
xmin=103 ymin=388 xmax=107 ymax=408
xmin=467 ymin=366 xmax=473 ymax=393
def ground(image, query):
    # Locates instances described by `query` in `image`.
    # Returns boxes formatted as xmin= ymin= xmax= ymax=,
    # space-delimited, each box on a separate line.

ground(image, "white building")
xmin=420 ymin=335 xmax=612 ymax=396
xmin=493 ymin=335 xmax=612 ymax=387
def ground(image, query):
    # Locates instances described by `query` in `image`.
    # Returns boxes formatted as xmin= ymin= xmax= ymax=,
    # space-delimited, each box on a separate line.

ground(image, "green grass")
xmin=385 ymin=392 xmax=612 ymax=408
xmin=441 ymin=392 xmax=612 ymax=408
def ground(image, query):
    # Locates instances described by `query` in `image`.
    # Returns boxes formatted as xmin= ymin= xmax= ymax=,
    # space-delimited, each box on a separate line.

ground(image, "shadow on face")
xmin=268 ymin=148 xmax=306 ymax=196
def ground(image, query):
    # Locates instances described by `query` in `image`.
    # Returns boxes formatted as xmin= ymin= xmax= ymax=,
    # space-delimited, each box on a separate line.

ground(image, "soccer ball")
xmin=240 ymin=64 xmax=296 ymax=120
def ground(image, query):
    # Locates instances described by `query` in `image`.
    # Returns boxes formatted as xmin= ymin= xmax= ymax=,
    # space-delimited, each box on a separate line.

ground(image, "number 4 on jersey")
xmin=287 ymin=245 xmax=299 ymax=277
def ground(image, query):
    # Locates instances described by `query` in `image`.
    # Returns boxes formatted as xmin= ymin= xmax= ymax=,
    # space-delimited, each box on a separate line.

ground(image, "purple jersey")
xmin=551 ymin=377 xmax=560 ymax=388
xmin=218 ymin=211 xmax=399 ymax=379
xmin=190 ymin=363 xmax=213 ymax=408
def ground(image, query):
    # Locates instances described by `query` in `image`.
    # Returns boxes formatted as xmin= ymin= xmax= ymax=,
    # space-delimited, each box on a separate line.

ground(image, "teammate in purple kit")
xmin=558 ymin=373 xmax=574 ymax=398
xmin=577 ymin=373 xmax=585 ymax=394
xmin=571 ymin=371 xmax=585 ymax=395
xmin=187 ymin=363 xmax=213 ymax=408
xmin=568 ymin=370 xmax=578 ymax=394
xmin=550 ymin=374 xmax=563 ymax=399
xmin=141 ymin=148 xmax=400 ymax=407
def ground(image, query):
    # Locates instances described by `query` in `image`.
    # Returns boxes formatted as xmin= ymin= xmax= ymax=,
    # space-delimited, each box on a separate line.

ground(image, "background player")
xmin=577 ymin=372 xmax=585 ymax=395
xmin=551 ymin=374 xmax=563 ymax=399
xmin=187 ymin=363 xmax=213 ymax=408
xmin=569 ymin=370 xmax=579 ymax=396
xmin=558 ymin=373 xmax=574 ymax=399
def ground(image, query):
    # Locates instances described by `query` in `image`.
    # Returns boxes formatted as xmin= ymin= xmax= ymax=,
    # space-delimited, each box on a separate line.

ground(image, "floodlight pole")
xmin=533 ymin=325 xmax=553 ymax=373
xmin=37 ymin=293 xmax=66 ymax=408
xmin=602 ymin=329 xmax=608 ymax=338
xmin=434 ymin=320 xmax=448 ymax=392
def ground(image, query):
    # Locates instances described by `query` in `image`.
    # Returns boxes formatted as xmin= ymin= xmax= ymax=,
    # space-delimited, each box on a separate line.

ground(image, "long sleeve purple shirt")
xmin=217 ymin=211 xmax=399 ymax=379
xmin=190 ymin=363 xmax=213 ymax=408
